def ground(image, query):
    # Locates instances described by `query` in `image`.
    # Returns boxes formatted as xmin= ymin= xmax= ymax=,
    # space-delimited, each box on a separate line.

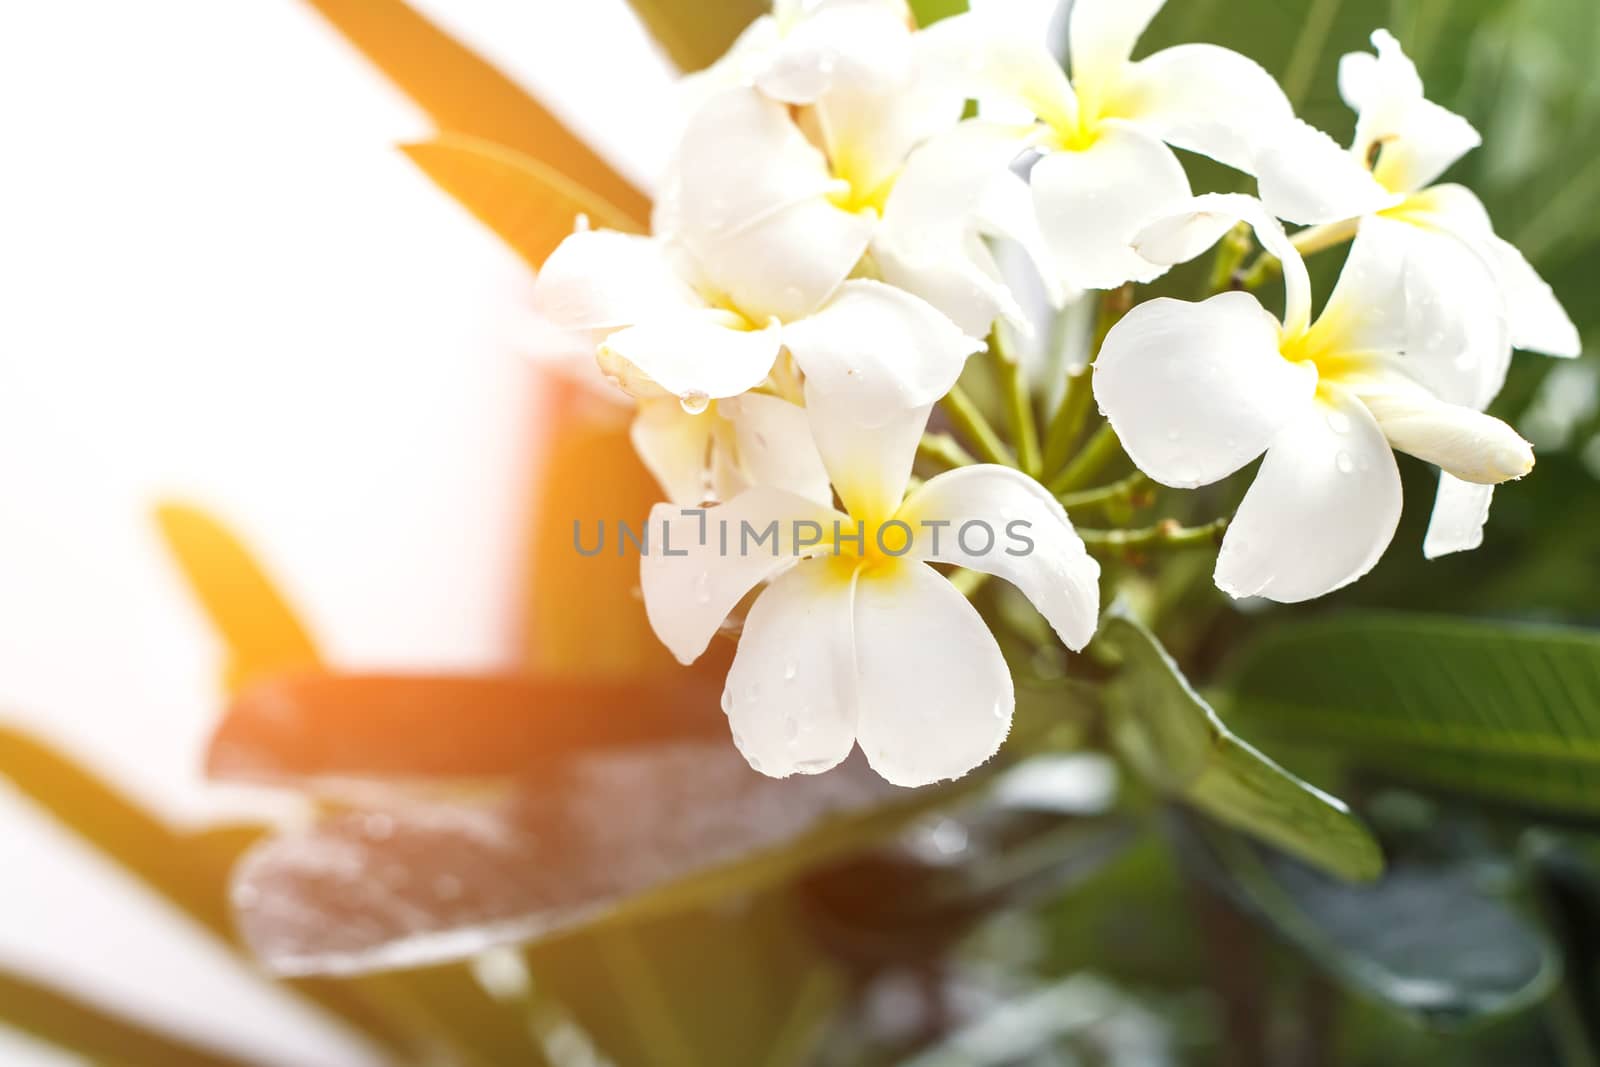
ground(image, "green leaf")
xmin=401 ymin=135 xmax=640 ymax=270
xmin=208 ymin=673 xmax=724 ymax=783
xmin=0 ymin=968 xmax=261 ymax=1067
xmin=1220 ymin=613 xmax=1600 ymax=816
xmin=226 ymin=742 xmax=984 ymax=976
xmin=298 ymin=0 xmax=649 ymax=222
xmin=1097 ymin=609 xmax=1383 ymax=883
xmin=908 ymin=0 xmax=969 ymax=27
xmin=1182 ymin=818 xmax=1560 ymax=1028
xmin=624 ymin=0 xmax=768 ymax=72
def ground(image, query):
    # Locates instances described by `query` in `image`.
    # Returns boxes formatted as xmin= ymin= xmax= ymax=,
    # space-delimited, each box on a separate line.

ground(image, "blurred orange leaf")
xmin=154 ymin=503 xmax=322 ymax=694
xmin=300 ymin=0 xmax=649 ymax=222
xmin=402 ymin=134 xmax=641 ymax=271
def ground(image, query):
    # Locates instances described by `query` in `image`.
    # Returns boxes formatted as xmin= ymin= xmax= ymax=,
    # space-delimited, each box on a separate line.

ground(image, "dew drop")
xmin=681 ymin=390 xmax=711 ymax=415
xmin=783 ymin=660 xmax=798 ymax=682
xmin=1326 ymin=411 xmax=1352 ymax=434
xmin=1335 ymin=451 xmax=1355 ymax=474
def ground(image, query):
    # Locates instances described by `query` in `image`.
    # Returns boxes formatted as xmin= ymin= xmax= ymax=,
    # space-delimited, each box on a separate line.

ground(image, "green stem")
xmin=1207 ymin=222 xmax=1253 ymax=293
xmin=939 ymin=385 xmax=1014 ymax=467
xmin=989 ymin=328 xmax=1042 ymax=477
xmin=1049 ymin=423 xmax=1123 ymax=495
xmin=1041 ymin=369 xmax=1094 ymax=475
xmin=917 ymin=433 xmax=976 ymax=472
xmin=1058 ymin=470 xmax=1152 ymax=514
xmin=1077 ymin=517 xmax=1230 ymax=557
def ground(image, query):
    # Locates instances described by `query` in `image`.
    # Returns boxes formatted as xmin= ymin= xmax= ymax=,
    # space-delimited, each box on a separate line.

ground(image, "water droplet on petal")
xmin=681 ymin=391 xmax=711 ymax=415
xmin=1326 ymin=411 xmax=1352 ymax=434
xmin=1335 ymin=451 xmax=1355 ymax=474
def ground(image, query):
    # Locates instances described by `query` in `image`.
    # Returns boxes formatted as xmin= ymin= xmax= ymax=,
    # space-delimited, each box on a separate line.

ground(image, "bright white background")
xmin=0 ymin=2 xmax=677 ymax=1063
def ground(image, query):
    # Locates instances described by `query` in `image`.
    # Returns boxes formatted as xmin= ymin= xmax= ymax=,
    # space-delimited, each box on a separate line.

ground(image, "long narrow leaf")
xmin=299 ymin=0 xmax=649 ymax=221
xmin=625 ymin=0 xmax=767 ymax=72
xmin=401 ymin=135 xmax=638 ymax=271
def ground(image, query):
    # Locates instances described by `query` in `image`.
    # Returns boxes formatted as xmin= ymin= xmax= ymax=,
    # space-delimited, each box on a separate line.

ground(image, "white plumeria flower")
xmin=531 ymin=224 xmax=980 ymax=414
xmin=632 ymin=390 xmax=831 ymax=507
xmin=684 ymin=0 xmax=917 ymax=110
xmin=1094 ymin=194 xmax=1537 ymax=602
xmin=914 ymin=0 xmax=1390 ymax=292
xmin=641 ymin=400 xmax=1101 ymax=787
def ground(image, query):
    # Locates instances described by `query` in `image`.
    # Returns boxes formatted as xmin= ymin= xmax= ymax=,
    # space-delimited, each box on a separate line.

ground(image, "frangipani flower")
xmin=914 ymin=0 xmax=1389 ymax=292
xmin=641 ymin=400 xmax=1101 ymax=787
xmin=1266 ymin=30 xmax=1580 ymax=363
xmin=532 ymin=224 xmax=979 ymax=413
xmin=1095 ymin=194 xmax=1536 ymax=602
xmin=632 ymin=390 xmax=831 ymax=507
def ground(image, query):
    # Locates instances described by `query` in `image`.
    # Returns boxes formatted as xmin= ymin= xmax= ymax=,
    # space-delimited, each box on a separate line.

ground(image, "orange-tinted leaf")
xmin=401 ymin=135 xmax=639 ymax=271
xmin=208 ymin=673 xmax=726 ymax=784
xmin=300 ymin=0 xmax=649 ymax=221
xmin=624 ymin=0 xmax=767 ymax=72
xmin=519 ymin=370 xmax=684 ymax=680
xmin=154 ymin=503 xmax=322 ymax=695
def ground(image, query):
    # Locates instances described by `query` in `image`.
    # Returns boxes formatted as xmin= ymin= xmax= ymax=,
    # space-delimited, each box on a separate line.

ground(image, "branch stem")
xmin=990 ymin=328 xmax=1042 ymax=476
xmin=1049 ymin=423 xmax=1123 ymax=495
xmin=1077 ymin=517 xmax=1230 ymax=557
xmin=939 ymin=385 xmax=1014 ymax=467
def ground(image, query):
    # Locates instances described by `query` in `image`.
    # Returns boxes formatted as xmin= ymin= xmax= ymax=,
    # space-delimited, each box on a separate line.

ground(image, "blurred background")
xmin=1 ymin=1 xmax=1597 ymax=1065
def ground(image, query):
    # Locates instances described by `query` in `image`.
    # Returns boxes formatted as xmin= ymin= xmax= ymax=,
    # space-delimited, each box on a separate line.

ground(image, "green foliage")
xmin=624 ymin=0 xmax=769 ymax=72
xmin=1098 ymin=609 xmax=1384 ymax=882
xmin=1221 ymin=614 xmax=1600 ymax=817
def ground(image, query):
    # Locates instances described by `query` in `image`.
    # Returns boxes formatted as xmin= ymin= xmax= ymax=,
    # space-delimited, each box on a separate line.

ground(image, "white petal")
xmin=718 ymin=392 xmax=834 ymax=507
xmin=1393 ymin=183 xmax=1579 ymax=358
xmin=1317 ymin=216 xmax=1510 ymax=409
xmin=666 ymin=88 xmax=873 ymax=321
xmin=599 ymin=312 xmax=783 ymax=401
xmin=631 ymin=399 xmax=715 ymax=505
xmin=806 ymin=397 xmax=930 ymax=524
xmin=783 ymin=279 xmax=983 ymax=418
xmin=1252 ymin=117 xmax=1399 ymax=225
xmin=1116 ymin=44 xmax=1292 ymax=173
xmin=677 ymin=16 xmax=782 ymax=117
xmin=532 ymin=230 xmax=700 ymax=331
xmin=1095 ymin=291 xmax=1317 ymax=489
xmin=723 ymin=556 xmax=860 ymax=777
xmin=1346 ymin=30 xmax=1479 ymax=193
xmin=1032 ymin=122 xmax=1192 ymax=291
xmin=1134 ymin=192 xmax=1313 ymax=338
xmin=1069 ymin=0 xmax=1164 ymax=91
xmin=640 ymin=488 xmax=847 ymax=665
xmin=874 ymin=120 xmax=1040 ymax=336
xmin=852 ymin=561 xmax=1014 ymax=786
xmin=1361 ymin=388 xmax=1534 ymax=485
xmin=914 ymin=11 xmax=1078 ymax=131
xmin=1482 ymin=234 xmax=1582 ymax=358
xmin=899 ymin=465 xmax=1102 ymax=651
xmin=1215 ymin=388 xmax=1402 ymax=604
xmin=757 ymin=0 xmax=914 ymax=105
xmin=1423 ymin=473 xmax=1494 ymax=560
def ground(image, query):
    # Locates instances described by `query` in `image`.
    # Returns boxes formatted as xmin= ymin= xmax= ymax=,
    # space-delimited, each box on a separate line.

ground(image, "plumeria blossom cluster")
xmin=532 ymin=0 xmax=1580 ymax=787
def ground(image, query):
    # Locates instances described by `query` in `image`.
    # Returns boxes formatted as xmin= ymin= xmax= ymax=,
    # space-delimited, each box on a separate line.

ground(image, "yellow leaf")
xmin=625 ymin=0 xmax=768 ymax=72
xmin=401 ymin=135 xmax=640 ymax=270
xmin=300 ymin=0 xmax=650 ymax=222
xmin=154 ymin=503 xmax=322 ymax=694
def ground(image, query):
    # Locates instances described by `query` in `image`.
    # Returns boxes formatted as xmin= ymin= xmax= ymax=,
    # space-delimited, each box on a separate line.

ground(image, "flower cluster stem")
xmin=1058 ymin=469 xmax=1152 ymax=515
xmin=1049 ymin=423 xmax=1123 ymax=495
xmin=1042 ymin=368 xmax=1094 ymax=474
xmin=989 ymin=328 xmax=1043 ymax=477
xmin=1077 ymin=517 xmax=1230 ymax=558
xmin=1242 ymin=216 xmax=1361 ymax=289
xmin=939 ymin=384 xmax=1014 ymax=467
xmin=917 ymin=432 xmax=977 ymax=472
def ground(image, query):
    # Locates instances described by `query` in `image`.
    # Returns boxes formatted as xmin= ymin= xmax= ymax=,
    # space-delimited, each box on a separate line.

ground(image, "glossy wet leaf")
xmin=1220 ymin=614 xmax=1600 ymax=817
xmin=155 ymin=502 xmax=321 ymax=694
xmin=209 ymin=672 xmax=725 ymax=784
xmin=1097 ymin=609 xmax=1383 ymax=883
xmin=1182 ymin=818 xmax=1559 ymax=1028
xmin=401 ymin=135 xmax=640 ymax=271
xmin=625 ymin=0 xmax=768 ymax=72
xmin=299 ymin=0 xmax=649 ymax=221
xmin=225 ymin=742 xmax=999 ymax=976
xmin=0 ymin=968 xmax=260 ymax=1067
